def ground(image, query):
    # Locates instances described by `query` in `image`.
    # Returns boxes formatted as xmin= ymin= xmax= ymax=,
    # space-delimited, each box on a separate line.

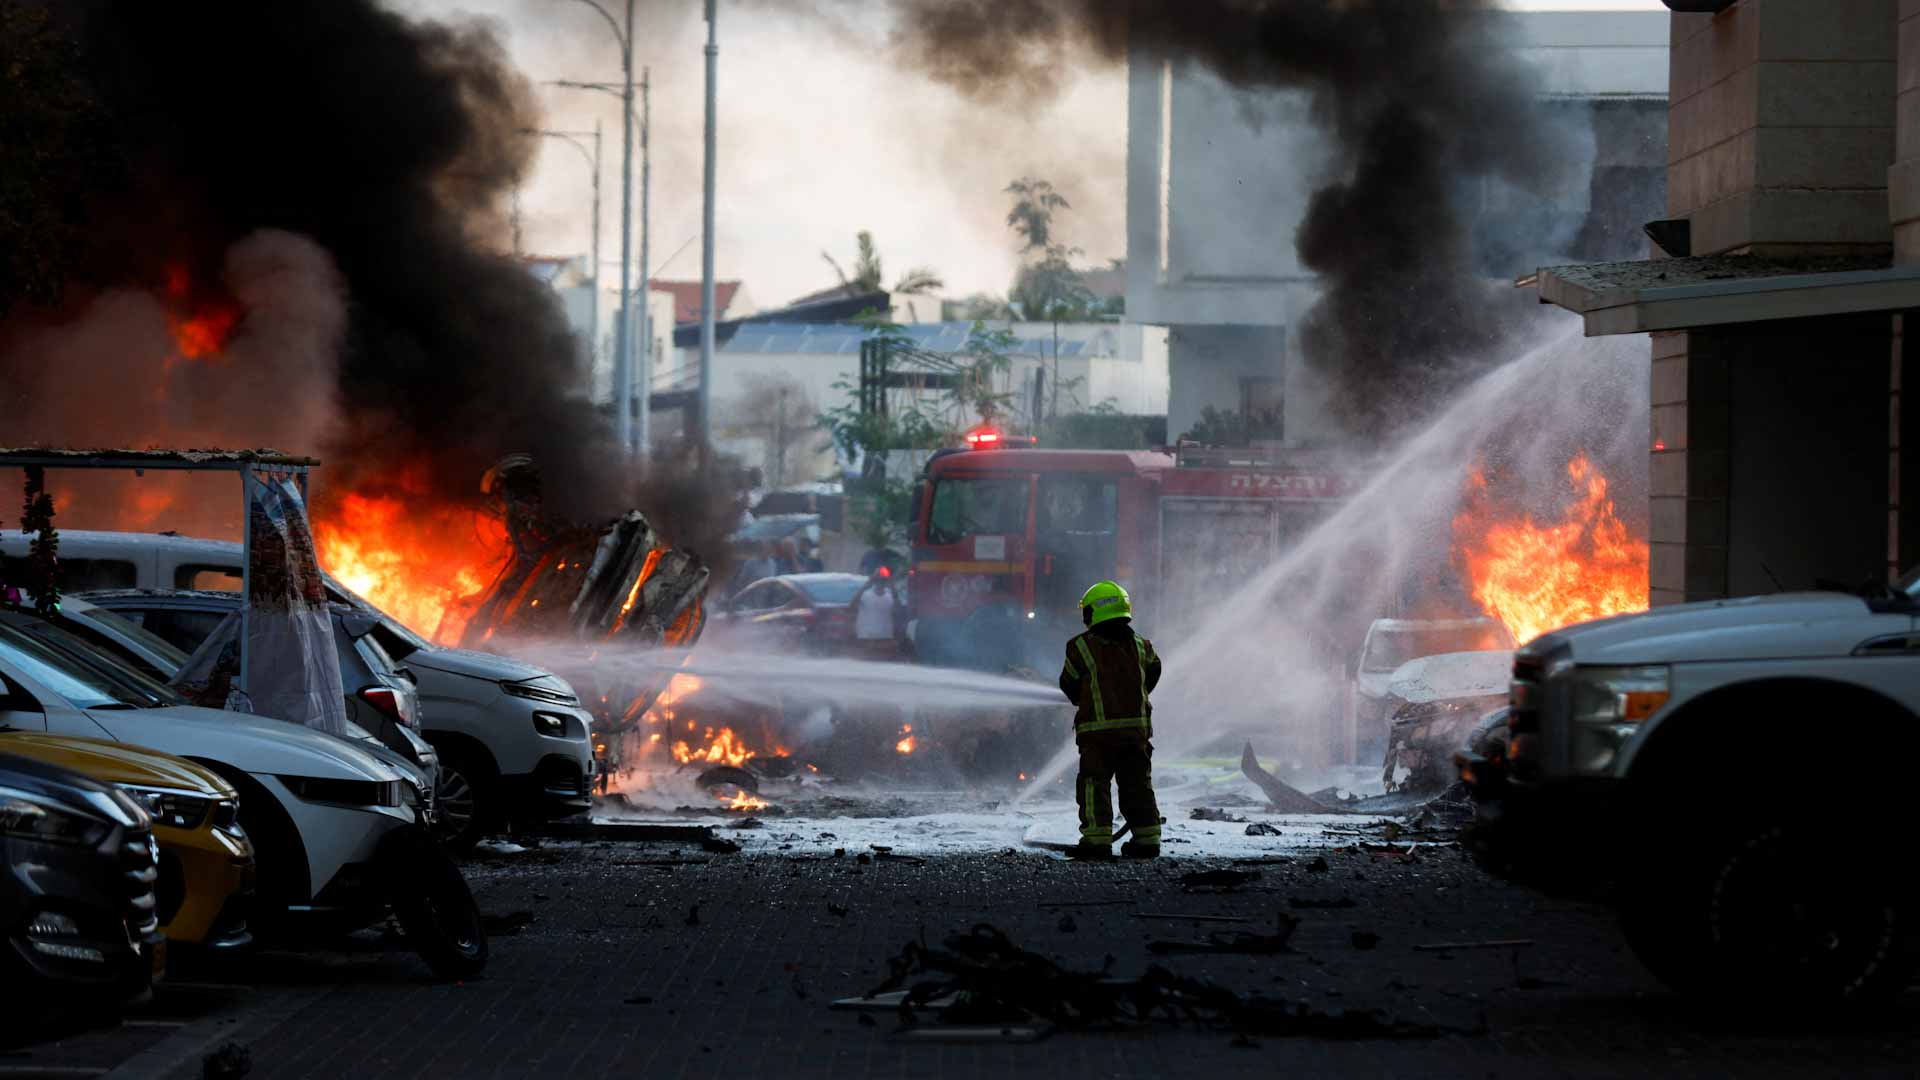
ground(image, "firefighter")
xmin=1059 ymin=580 xmax=1162 ymax=859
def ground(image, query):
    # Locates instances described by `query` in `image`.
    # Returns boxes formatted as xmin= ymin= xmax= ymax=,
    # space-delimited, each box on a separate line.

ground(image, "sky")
xmin=396 ymin=0 xmax=1669 ymax=313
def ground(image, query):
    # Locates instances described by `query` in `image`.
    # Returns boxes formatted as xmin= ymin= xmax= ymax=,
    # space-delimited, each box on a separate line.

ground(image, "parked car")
xmin=0 ymin=752 xmax=161 ymax=1021
xmin=70 ymin=591 xmax=435 ymax=785
xmin=4 ymin=531 xmax=595 ymax=851
xmin=0 ymin=605 xmax=484 ymax=978
xmin=1457 ymin=585 xmax=1920 ymax=1011
xmin=1376 ymin=650 xmax=1512 ymax=794
xmin=710 ymin=573 xmax=866 ymax=654
xmin=0 ymin=732 xmax=252 ymax=948
xmin=1352 ymin=616 xmax=1512 ymax=756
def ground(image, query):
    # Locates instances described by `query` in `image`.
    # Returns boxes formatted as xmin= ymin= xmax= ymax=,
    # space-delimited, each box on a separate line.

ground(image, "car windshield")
xmin=72 ymin=605 xmax=191 ymax=672
xmin=927 ymin=476 xmax=1028 ymax=545
xmin=1361 ymin=624 xmax=1514 ymax=673
xmin=795 ymin=577 xmax=865 ymax=605
xmin=0 ymin=617 xmax=182 ymax=709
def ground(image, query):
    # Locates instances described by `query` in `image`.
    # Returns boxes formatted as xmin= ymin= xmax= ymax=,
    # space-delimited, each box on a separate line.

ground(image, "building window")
xmin=1240 ymin=377 xmax=1284 ymax=440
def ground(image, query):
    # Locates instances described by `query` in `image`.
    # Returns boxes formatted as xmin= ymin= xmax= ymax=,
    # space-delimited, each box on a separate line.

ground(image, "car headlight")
xmin=1566 ymin=665 xmax=1670 ymax=774
xmin=279 ymin=776 xmax=405 ymax=808
xmin=0 ymin=788 xmax=112 ymax=848
xmin=120 ymin=785 xmax=214 ymax=831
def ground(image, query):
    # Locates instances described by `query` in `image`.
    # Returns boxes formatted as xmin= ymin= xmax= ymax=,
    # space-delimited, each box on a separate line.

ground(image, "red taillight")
xmin=359 ymin=685 xmax=418 ymax=728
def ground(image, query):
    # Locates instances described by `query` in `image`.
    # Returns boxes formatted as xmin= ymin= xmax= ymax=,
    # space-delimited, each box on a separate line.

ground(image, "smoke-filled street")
xmin=8 ymin=0 xmax=1920 ymax=1074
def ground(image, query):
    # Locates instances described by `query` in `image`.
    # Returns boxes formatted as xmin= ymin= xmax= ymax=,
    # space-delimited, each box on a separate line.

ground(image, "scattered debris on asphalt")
xmin=1134 ymin=913 xmax=1252 ymax=924
xmin=1180 ymin=868 xmax=1262 ymax=892
xmin=1414 ymin=939 xmax=1535 ymax=952
xmin=1240 ymin=743 xmax=1339 ymax=814
xmin=1148 ymin=912 xmax=1300 ymax=956
xmin=1288 ymin=896 xmax=1359 ymax=910
xmin=862 ymin=924 xmax=1461 ymax=1041
xmin=1244 ymin=822 xmax=1283 ymax=836
xmin=1189 ymin=807 xmax=1248 ymax=823
xmin=202 ymin=1041 xmax=252 ymax=1080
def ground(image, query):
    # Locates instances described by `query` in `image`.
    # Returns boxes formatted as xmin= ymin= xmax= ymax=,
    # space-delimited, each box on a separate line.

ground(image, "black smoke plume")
xmin=881 ymin=0 xmax=1577 ymax=439
xmin=0 ymin=0 xmax=625 ymax=524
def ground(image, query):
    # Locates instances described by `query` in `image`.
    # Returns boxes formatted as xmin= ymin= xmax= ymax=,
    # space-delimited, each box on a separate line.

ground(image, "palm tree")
xmin=822 ymin=231 xmax=943 ymax=296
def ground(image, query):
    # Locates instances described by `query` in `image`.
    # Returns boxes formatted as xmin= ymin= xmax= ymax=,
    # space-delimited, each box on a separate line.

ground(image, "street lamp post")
xmin=699 ymin=0 xmax=719 ymax=465
xmin=554 ymin=0 xmax=637 ymax=461
xmin=519 ymin=125 xmax=602 ymax=387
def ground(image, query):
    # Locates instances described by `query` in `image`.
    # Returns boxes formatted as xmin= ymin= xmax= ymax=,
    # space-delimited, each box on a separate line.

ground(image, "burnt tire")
xmin=382 ymin=828 xmax=488 ymax=980
xmin=430 ymin=743 xmax=498 ymax=855
xmin=1620 ymin=817 xmax=1918 ymax=1013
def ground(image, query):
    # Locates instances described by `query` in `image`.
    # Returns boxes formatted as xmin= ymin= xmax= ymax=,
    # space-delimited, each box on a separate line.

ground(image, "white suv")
xmin=1 ymin=530 xmax=595 ymax=850
xmin=1459 ymin=585 xmax=1920 ymax=1011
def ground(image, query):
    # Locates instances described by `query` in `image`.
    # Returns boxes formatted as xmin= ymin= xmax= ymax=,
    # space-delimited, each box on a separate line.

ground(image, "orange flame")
xmin=895 ymin=723 xmax=915 ymax=755
xmin=313 ymin=491 xmax=506 ymax=643
xmin=1454 ymin=454 xmax=1648 ymax=645
xmin=673 ymin=727 xmax=755 ymax=768
xmin=719 ymin=789 xmax=768 ymax=811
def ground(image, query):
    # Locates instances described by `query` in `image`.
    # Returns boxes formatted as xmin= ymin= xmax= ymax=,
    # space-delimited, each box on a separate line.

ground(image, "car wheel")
xmin=1621 ymin=816 xmax=1918 ymax=1012
xmin=381 ymin=827 xmax=488 ymax=980
xmin=430 ymin=744 xmax=498 ymax=854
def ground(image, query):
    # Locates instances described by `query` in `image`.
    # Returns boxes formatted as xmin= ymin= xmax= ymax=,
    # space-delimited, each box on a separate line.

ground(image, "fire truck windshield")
xmin=927 ymin=476 xmax=1028 ymax=544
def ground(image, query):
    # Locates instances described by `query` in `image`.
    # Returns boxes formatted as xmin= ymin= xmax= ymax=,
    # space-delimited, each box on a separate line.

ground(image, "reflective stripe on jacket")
xmin=1059 ymin=624 xmax=1161 ymax=737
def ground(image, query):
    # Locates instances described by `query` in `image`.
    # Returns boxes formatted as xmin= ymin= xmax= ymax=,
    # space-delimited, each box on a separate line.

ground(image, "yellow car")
xmin=0 ymin=732 xmax=254 ymax=948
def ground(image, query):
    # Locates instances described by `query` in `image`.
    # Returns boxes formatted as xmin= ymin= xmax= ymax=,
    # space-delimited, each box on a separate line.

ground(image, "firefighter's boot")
xmin=1119 ymin=840 xmax=1160 ymax=859
xmin=1066 ymin=841 xmax=1114 ymax=861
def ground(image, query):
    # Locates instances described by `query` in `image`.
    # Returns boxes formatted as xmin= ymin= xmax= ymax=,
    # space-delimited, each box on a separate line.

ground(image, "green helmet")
xmin=1079 ymin=580 xmax=1132 ymax=628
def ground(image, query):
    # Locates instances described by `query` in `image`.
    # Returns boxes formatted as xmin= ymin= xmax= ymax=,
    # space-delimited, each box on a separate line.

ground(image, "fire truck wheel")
xmin=1620 ymin=813 xmax=1918 ymax=1013
xmin=383 ymin=827 xmax=489 ymax=980
xmin=430 ymin=743 xmax=498 ymax=854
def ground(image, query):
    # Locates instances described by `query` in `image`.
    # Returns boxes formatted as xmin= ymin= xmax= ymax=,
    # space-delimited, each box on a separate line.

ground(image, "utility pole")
xmin=636 ymin=68 xmax=652 ymax=461
xmin=773 ymin=385 xmax=788 ymax=487
xmin=616 ymin=0 xmax=636 ymax=460
xmin=699 ymin=0 xmax=719 ymax=465
xmin=552 ymin=0 xmax=638 ymax=461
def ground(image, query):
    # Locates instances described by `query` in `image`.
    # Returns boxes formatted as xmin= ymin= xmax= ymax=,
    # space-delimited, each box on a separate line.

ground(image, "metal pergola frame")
xmin=0 ymin=447 xmax=321 ymax=702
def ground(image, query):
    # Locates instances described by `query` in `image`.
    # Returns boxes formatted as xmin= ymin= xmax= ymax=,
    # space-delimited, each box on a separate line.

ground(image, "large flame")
xmin=313 ymin=490 xmax=507 ymax=643
xmin=1454 ymin=454 xmax=1648 ymax=645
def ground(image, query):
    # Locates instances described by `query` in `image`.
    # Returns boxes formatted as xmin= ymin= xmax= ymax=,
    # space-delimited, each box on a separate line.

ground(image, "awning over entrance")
xmin=1524 ymin=252 xmax=1920 ymax=336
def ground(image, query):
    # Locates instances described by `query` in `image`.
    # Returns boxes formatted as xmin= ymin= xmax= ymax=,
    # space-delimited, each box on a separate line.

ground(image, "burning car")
xmin=1353 ymin=616 xmax=1512 ymax=757
xmin=1377 ymin=649 xmax=1512 ymax=794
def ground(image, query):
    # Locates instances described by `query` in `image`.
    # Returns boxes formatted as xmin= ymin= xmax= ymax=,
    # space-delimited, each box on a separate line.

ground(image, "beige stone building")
xmin=1535 ymin=0 xmax=1920 ymax=605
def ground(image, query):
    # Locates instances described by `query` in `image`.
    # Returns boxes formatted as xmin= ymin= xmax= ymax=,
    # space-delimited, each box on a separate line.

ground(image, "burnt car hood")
xmin=1385 ymin=650 xmax=1514 ymax=706
xmin=1537 ymin=592 xmax=1906 ymax=665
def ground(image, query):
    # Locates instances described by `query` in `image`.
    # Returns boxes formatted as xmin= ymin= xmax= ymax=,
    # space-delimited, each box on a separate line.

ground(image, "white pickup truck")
xmin=1458 ymin=585 xmax=1920 ymax=1011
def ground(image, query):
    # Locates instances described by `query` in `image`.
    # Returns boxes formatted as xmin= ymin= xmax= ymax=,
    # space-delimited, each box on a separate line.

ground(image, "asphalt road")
xmin=9 ymin=804 xmax=1918 ymax=1079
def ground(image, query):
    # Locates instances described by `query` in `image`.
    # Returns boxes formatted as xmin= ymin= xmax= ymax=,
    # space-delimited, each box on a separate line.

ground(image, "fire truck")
xmin=906 ymin=434 xmax=1360 ymax=669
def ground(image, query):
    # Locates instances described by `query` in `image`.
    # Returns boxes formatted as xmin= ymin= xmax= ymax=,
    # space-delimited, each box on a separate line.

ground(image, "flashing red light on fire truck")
xmin=964 ymin=427 xmax=1036 ymax=449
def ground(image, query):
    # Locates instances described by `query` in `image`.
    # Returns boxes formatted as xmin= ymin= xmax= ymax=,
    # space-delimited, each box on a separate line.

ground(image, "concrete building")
xmin=659 ymin=320 xmax=1171 ymax=485
xmin=1125 ymin=10 xmax=1671 ymax=444
xmin=1533 ymin=0 xmax=1920 ymax=605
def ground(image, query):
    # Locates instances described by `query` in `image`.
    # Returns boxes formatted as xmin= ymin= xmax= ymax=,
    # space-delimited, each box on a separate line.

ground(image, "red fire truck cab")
xmin=907 ymin=441 xmax=1358 ymax=669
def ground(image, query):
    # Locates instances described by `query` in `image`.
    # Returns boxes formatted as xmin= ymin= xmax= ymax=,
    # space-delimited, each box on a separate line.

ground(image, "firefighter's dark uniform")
xmin=1059 ymin=619 xmax=1162 ymax=851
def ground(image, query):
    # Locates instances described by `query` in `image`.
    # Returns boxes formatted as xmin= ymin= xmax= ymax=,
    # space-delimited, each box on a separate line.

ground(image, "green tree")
xmin=821 ymin=230 xmax=944 ymax=296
